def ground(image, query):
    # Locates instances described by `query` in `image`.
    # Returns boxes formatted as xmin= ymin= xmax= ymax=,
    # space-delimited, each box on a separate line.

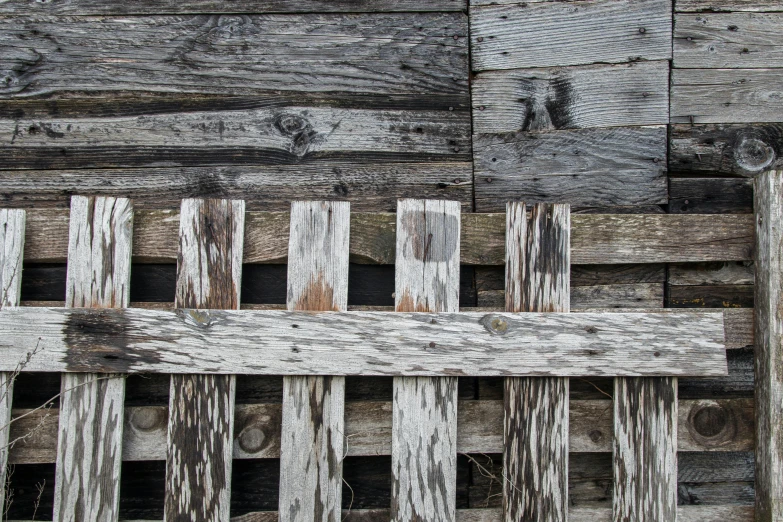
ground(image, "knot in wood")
xmin=238 ymin=416 xmax=268 ymax=453
xmin=480 ymin=314 xmax=508 ymax=335
xmin=130 ymin=407 xmax=164 ymax=432
xmin=180 ymin=308 xmax=215 ymax=328
xmin=733 ymin=136 xmax=775 ymax=173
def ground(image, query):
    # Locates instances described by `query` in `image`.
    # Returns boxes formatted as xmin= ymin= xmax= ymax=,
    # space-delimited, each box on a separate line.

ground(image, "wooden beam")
xmin=504 ymin=203 xmax=569 ymax=521
xmin=279 ymin=202 xmax=350 ymax=522
xmin=754 ymin=170 xmax=783 ymax=521
xmin=392 ymin=199 xmax=460 ymax=521
xmin=165 ymin=199 xmax=244 ymax=522
xmin=53 ymin=196 xmax=132 ymax=521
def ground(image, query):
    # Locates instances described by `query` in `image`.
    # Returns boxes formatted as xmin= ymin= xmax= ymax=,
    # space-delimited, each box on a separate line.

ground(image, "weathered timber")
xmin=0 ymin=14 xmax=467 ymax=99
xmin=0 ymin=107 xmax=471 ymax=169
xmin=17 ymin=210 xmax=754 ymax=265
xmin=671 ymin=69 xmax=783 ymax=123
xmin=392 ymin=199 xmax=460 ymax=522
xmin=0 ymin=208 xmax=24 ymax=512
xmin=470 ymin=0 xmax=671 ymax=70
xmin=754 ymin=170 xmax=783 ymax=521
xmin=472 ymin=62 xmax=669 ymax=133
xmin=504 ymin=203 xmax=569 ymax=521
xmin=0 ymin=308 xmax=727 ymax=376
xmin=676 ymin=0 xmax=783 ymax=11
xmin=670 ymin=123 xmax=783 ymax=175
xmin=54 ymin=196 xmax=132 ymax=522
xmin=477 ymin=282 xmax=664 ymax=309
xmin=674 ymin=13 xmax=783 ymax=68
xmin=0 ymin=163 xmax=473 ymax=211
xmin=165 ymin=199 xmax=244 ymax=522
xmin=669 ymin=178 xmax=753 ymax=213
xmin=670 ymin=262 xmax=754 ymax=286
xmin=668 ymin=284 xmax=754 ymax=308
xmin=279 ymin=202 xmax=350 ymax=522
xmin=473 ymin=126 xmax=667 ymax=210
xmin=613 ymin=376 xmax=678 ymax=520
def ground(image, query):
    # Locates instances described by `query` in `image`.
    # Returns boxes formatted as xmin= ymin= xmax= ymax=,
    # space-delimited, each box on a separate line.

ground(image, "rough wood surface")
xmin=671 ymin=69 xmax=783 ymax=123
xmin=470 ymin=0 xmax=672 ymax=70
xmin=279 ymin=202 xmax=350 ymax=522
xmin=669 ymin=178 xmax=753 ymax=214
xmin=504 ymin=203 xmax=569 ymax=521
xmin=613 ymin=377 xmax=678 ymax=520
xmin=676 ymin=0 xmax=783 ymax=13
xmin=0 ymin=14 xmax=467 ymax=99
xmin=753 ymin=170 xmax=783 ymax=521
xmin=473 ymin=126 xmax=667 ymax=209
xmin=0 ymin=208 xmax=24 ymax=512
xmin=392 ymin=199 xmax=460 ymax=522
xmin=54 ymin=196 xmax=132 ymax=522
xmin=472 ymin=62 xmax=669 ymax=133
xmin=674 ymin=13 xmax=783 ymax=68
xmin=669 ymin=123 xmax=783 ymax=176
xmin=166 ymin=199 xmax=244 ymax=522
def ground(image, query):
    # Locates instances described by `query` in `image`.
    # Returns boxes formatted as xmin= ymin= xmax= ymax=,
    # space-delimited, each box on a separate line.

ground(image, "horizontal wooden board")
xmin=0 ymin=308 xmax=727 ymax=376
xmin=669 ymin=123 xmax=783 ymax=175
xmin=0 ymin=107 xmax=471 ymax=169
xmin=669 ymin=178 xmax=753 ymax=214
xmin=669 ymin=262 xmax=754 ymax=286
xmin=671 ymin=69 xmax=783 ymax=123
xmin=18 ymin=210 xmax=755 ymax=265
xmin=473 ymin=126 xmax=667 ymax=210
xmin=674 ymin=13 xmax=783 ymax=68
xmin=0 ymin=14 xmax=467 ymax=99
xmin=0 ymin=163 xmax=473 ymax=211
xmin=472 ymin=62 xmax=669 ymax=133
xmin=676 ymin=0 xmax=783 ymax=12
xmin=668 ymin=284 xmax=754 ymax=308
xmin=477 ymin=283 xmax=665 ymax=309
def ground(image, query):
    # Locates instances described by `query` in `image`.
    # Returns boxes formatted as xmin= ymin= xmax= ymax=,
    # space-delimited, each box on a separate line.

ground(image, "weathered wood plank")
xmin=674 ymin=13 xmax=783 ymax=68
xmin=671 ymin=69 xmax=783 ymax=123
xmin=613 ymin=377 xmax=678 ymax=520
xmin=670 ymin=262 xmax=754 ymax=286
xmin=754 ymin=170 xmax=783 ymax=521
xmin=669 ymin=123 xmax=783 ymax=176
xmin=478 ymin=282 xmax=664 ymax=309
xmin=16 ymin=209 xmax=755 ymax=265
xmin=473 ymin=126 xmax=667 ymax=210
xmin=392 ymin=199 xmax=460 ymax=522
xmin=669 ymin=178 xmax=753 ymax=214
xmin=676 ymin=0 xmax=783 ymax=13
xmin=473 ymin=62 xmax=669 ymax=134
xmin=279 ymin=202 xmax=350 ymax=522
xmin=54 ymin=196 xmax=132 ymax=522
xmin=165 ymin=199 xmax=244 ymax=522
xmin=504 ymin=202 xmax=569 ymax=521
xmin=0 ymin=208 xmax=24 ymax=513
xmin=0 ymin=14 xmax=467 ymax=99
xmin=0 ymin=107 xmax=471 ymax=169
xmin=470 ymin=0 xmax=672 ymax=70
xmin=0 ymin=308 xmax=727 ymax=376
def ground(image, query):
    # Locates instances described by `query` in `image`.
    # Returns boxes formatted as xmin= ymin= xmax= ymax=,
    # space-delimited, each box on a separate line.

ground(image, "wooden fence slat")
xmin=165 ymin=199 xmax=244 ymax=522
xmin=504 ymin=203 xmax=569 ymax=521
xmin=613 ymin=376 xmax=678 ymax=519
xmin=279 ymin=201 xmax=350 ymax=522
xmin=391 ymin=199 xmax=460 ymax=522
xmin=754 ymin=169 xmax=783 ymax=521
xmin=0 ymin=208 xmax=25 ymax=512
xmin=53 ymin=196 xmax=132 ymax=522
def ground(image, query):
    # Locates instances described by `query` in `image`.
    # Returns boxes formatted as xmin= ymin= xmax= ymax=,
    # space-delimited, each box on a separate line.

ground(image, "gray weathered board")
xmin=676 ymin=0 xmax=783 ymax=10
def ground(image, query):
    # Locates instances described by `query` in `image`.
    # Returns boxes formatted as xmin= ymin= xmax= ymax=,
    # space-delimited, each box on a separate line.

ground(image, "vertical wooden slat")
xmin=0 ymin=208 xmax=25 ymax=512
xmin=503 ymin=202 xmax=570 ymax=521
xmin=754 ymin=169 xmax=783 ymax=522
xmin=279 ymin=201 xmax=350 ymax=522
xmin=53 ymin=196 xmax=133 ymax=522
xmin=165 ymin=199 xmax=244 ymax=522
xmin=391 ymin=199 xmax=460 ymax=522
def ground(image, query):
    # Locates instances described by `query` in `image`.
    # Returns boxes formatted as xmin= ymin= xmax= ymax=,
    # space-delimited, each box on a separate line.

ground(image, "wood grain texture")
xmin=669 ymin=178 xmax=753 ymax=214
xmin=0 ymin=208 xmax=24 ymax=512
xmin=470 ymin=0 xmax=672 ymax=70
xmin=392 ymin=199 xmax=460 ymax=522
xmin=613 ymin=377 xmax=678 ymax=521
xmin=0 ymin=14 xmax=467 ymax=99
xmin=473 ymin=126 xmax=667 ymax=210
xmin=166 ymin=199 xmax=244 ymax=522
xmin=472 ymin=62 xmax=669 ymax=133
xmin=671 ymin=69 xmax=783 ymax=123
xmin=504 ymin=203 xmax=569 ymax=521
xmin=753 ymin=170 xmax=783 ymax=521
xmin=674 ymin=13 xmax=783 ymax=68
xmin=54 ymin=196 xmax=132 ymax=522
xmin=676 ymin=0 xmax=783 ymax=13
xmin=279 ymin=202 xmax=350 ymax=522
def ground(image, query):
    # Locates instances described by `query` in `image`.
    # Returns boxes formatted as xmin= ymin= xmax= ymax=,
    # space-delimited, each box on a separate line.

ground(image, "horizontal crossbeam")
xmin=0 ymin=308 xmax=726 ymax=376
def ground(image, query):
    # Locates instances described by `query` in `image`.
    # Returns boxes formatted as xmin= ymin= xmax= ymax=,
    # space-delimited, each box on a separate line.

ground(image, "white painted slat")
xmin=391 ymin=199 xmax=460 ymax=522
xmin=279 ymin=201 xmax=350 ymax=522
